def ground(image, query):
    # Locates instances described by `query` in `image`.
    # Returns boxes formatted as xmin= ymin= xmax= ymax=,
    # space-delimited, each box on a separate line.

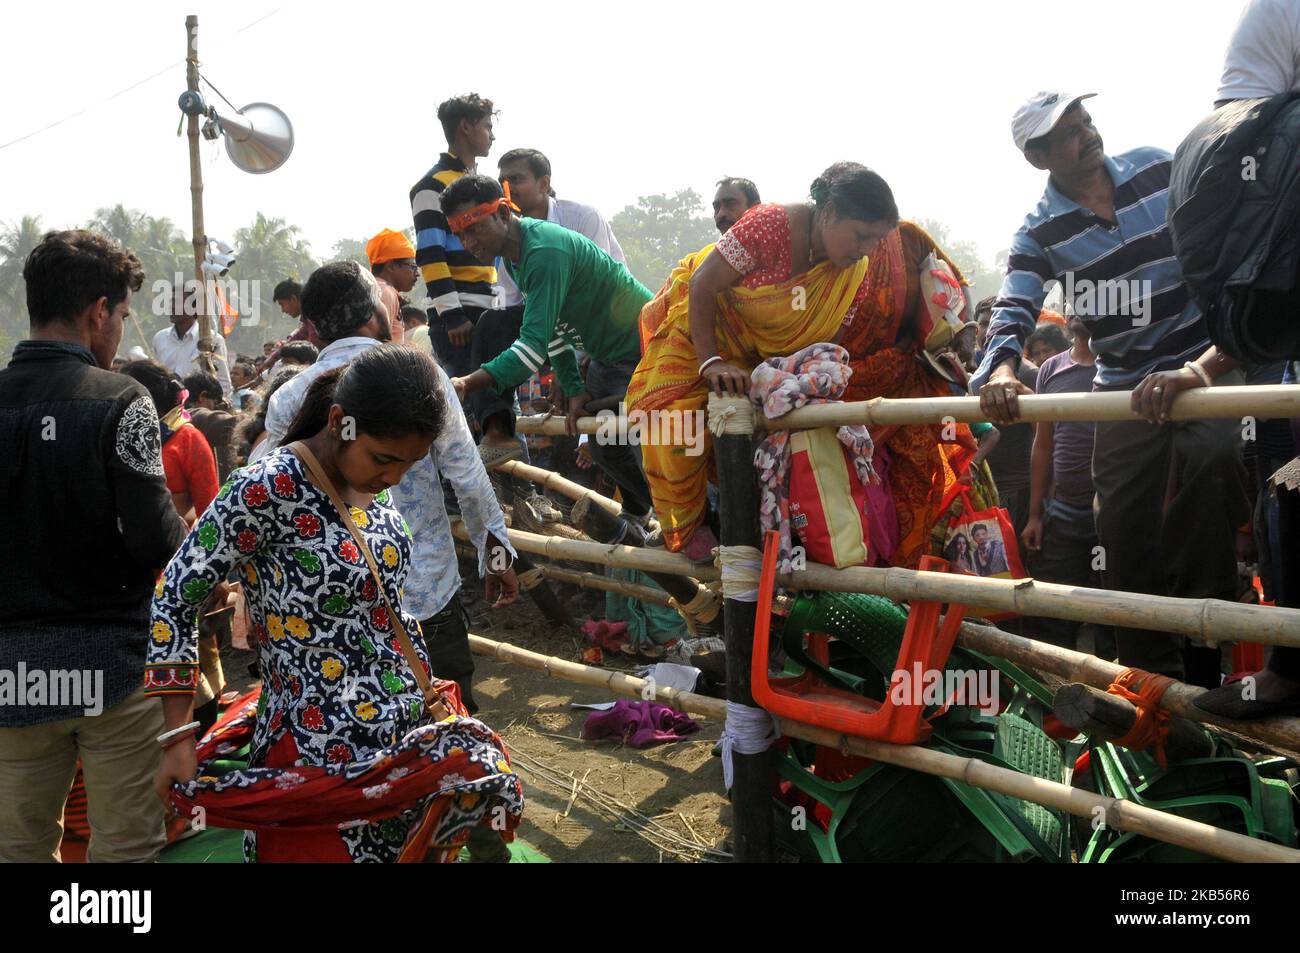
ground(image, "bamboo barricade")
xmin=454 ymin=543 xmax=677 ymax=608
xmin=954 ymin=618 xmax=1300 ymax=753
xmin=782 ymin=563 xmax=1300 ymax=648
xmin=490 ymin=459 xmax=712 ymax=609
xmin=449 ymin=520 xmax=722 ymax=582
xmin=467 ymin=633 xmax=1300 ymax=864
xmin=455 ymin=530 xmax=1300 ymax=750
xmin=452 ymin=520 xmax=1297 ymax=648
xmin=496 ymin=459 xmax=622 ymax=516
xmin=566 ymin=496 xmax=721 ymax=631
xmin=514 ymin=384 xmax=1300 ymax=436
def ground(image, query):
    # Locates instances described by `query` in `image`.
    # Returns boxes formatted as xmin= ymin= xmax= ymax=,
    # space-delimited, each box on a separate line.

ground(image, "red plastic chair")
xmin=752 ymin=529 xmax=968 ymax=744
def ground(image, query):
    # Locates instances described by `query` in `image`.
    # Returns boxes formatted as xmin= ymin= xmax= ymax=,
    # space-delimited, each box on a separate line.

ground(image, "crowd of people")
xmin=1 ymin=0 xmax=1298 ymax=863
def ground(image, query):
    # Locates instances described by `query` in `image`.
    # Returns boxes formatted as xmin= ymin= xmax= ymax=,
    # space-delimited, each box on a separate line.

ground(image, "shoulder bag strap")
xmin=286 ymin=441 xmax=438 ymax=705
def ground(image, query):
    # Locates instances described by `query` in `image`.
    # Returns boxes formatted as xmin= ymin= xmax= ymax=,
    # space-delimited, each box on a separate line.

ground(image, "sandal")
xmin=478 ymin=443 xmax=524 ymax=469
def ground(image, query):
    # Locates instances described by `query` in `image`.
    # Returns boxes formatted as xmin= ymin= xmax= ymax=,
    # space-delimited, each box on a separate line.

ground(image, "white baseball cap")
xmin=1012 ymin=91 xmax=1097 ymax=152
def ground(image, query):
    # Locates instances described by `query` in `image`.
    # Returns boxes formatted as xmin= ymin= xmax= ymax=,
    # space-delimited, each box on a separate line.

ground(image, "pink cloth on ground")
xmin=582 ymin=700 xmax=699 ymax=748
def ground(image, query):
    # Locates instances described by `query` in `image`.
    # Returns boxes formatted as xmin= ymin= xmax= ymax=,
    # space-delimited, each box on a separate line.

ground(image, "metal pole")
xmin=185 ymin=15 xmax=216 ymax=376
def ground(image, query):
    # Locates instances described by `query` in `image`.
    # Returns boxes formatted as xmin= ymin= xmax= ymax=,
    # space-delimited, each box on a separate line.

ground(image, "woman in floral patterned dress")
xmin=147 ymin=343 xmax=521 ymax=861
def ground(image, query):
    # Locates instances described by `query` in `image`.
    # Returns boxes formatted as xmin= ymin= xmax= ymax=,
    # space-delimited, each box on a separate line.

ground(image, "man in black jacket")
xmin=0 ymin=230 xmax=187 ymax=861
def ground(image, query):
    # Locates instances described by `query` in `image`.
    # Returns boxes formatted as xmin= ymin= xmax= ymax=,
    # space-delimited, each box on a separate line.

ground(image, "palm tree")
xmin=232 ymin=213 xmax=319 ymax=347
xmin=86 ymin=206 xmax=194 ymax=343
xmin=0 ymin=215 xmax=46 ymax=360
xmin=87 ymin=204 xmax=145 ymax=250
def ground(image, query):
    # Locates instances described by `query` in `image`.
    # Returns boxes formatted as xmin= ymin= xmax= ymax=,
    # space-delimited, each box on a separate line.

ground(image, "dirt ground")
xmin=222 ymin=557 xmax=732 ymax=864
xmin=460 ymin=579 xmax=732 ymax=862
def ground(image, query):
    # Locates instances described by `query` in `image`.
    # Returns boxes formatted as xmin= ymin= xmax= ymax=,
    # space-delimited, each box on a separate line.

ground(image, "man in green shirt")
xmin=443 ymin=174 xmax=655 ymax=524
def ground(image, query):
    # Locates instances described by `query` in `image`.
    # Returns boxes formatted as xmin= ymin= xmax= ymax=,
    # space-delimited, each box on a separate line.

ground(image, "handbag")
xmin=287 ymin=441 xmax=451 ymax=718
xmin=916 ymin=252 xmax=972 ymax=388
xmin=788 ymin=428 xmax=871 ymax=568
xmin=940 ymin=483 xmax=1027 ymax=621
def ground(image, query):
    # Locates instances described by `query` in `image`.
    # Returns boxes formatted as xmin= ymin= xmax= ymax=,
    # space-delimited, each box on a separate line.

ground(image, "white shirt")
xmin=249 ymin=335 xmax=513 ymax=617
xmin=152 ymin=322 xmax=233 ymax=399
xmin=496 ymin=196 xmax=626 ymax=306
xmin=1217 ymin=0 xmax=1300 ymax=102
xmin=249 ymin=336 xmax=373 ymax=464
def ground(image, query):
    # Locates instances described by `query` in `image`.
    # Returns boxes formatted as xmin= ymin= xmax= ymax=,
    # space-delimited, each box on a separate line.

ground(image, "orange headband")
xmin=447 ymin=181 xmax=521 ymax=233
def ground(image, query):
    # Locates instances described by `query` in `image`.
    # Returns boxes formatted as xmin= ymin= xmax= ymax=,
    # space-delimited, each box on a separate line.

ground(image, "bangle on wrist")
xmin=157 ymin=721 xmax=201 ymax=748
xmin=161 ymin=729 xmax=197 ymax=751
xmin=1184 ymin=361 xmax=1213 ymax=388
xmin=698 ymin=355 xmax=723 ymax=376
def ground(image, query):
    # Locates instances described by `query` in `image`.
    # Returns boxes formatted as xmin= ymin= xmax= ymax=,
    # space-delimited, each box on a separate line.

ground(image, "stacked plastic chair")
xmin=752 ymin=531 xmax=1071 ymax=862
xmin=1079 ymin=743 xmax=1298 ymax=862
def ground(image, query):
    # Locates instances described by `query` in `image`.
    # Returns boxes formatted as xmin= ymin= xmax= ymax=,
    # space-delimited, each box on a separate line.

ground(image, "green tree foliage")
xmin=230 ymin=213 xmax=318 ymax=353
xmin=329 ymin=238 xmax=370 ymax=269
xmin=611 ymin=189 xmax=717 ymax=291
xmin=914 ymin=218 xmax=1006 ymax=309
xmin=327 ymin=229 xmax=416 ymax=271
xmin=0 ymin=215 xmax=46 ymax=360
xmin=85 ymin=205 xmax=192 ymax=354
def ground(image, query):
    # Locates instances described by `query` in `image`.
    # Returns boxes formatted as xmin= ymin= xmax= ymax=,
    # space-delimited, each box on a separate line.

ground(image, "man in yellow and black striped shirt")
xmin=409 ymin=92 xmax=498 ymax=376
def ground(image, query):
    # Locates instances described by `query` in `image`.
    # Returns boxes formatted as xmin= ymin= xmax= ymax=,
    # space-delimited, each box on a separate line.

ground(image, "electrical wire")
xmin=0 ymin=7 xmax=282 ymax=153
xmin=199 ymin=74 xmax=240 ymax=113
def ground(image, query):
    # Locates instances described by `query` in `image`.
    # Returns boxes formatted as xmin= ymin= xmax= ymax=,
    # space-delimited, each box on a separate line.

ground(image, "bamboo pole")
xmin=450 ymin=520 xmax=721 ymax=582
xmin=459 ymin=519 xmax=1297 ymax=647
xmin=538 ymin=565 xmax=674 ymax=607
xmin=1053 ymin=683 xmax=1217 ymax=761
xmin=467 ymin=632 xmax=1300 ymax=863
xmin=709 ymin=393 xmax=773 ymax=863
xmin=459 ymin=522 xmax=1299 ymax=649
xmin=129 ymin=311 xmax=153 ymax=356
xmin=764 ymin=386 xmax=1300 ymax=430
xmin=469 ymin=633 xmax=722 ymax=717
xmin=782 ymin=563 xmax=1300 ymax=648
xmin=496 ymin=459 xmax=622 ymax=516
xmin=184 ymin=16 xmax=217 ymax=379
xmin=954 ymin=618 xmax=1300 ymax=752
xmin=457 ymin=543 xmax=676 ymax=608
xmin=568 ymin=495 xmax=715 ymax=618
xmin=516 ymin=385 xmax=1300 ymax=435
xmin=782 ymin=719 xmax=1299 ymax=864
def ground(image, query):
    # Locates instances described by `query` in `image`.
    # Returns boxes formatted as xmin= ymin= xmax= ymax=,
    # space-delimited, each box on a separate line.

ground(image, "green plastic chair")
xmin=1081 ymin=743 xmax=1297 ymax=862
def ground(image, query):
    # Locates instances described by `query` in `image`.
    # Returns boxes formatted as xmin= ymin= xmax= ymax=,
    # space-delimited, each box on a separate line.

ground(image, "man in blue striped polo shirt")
xmin=973 ymin=92 xmax=1248 ymax=680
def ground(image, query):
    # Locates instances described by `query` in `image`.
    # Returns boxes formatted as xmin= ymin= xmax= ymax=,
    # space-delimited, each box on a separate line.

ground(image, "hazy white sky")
xmin=2 ymin=0 xmax=1248 ymax=269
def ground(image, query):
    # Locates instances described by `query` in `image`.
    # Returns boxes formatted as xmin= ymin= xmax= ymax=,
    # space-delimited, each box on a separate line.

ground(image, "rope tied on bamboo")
xmin=1107 ymin=668 xmax=1176 ymax=769
xmin=707 ymin=392 xmax=756 ymax=436
xmin=515 ymin=567 xmax=545 ymax=592
xmin=669 ymin=586 xmax=722 ymax=634
xmin=721 ymin=700 xmax=781 ymax=790
xmin=718 ymin=545 xmax=763 ymax=603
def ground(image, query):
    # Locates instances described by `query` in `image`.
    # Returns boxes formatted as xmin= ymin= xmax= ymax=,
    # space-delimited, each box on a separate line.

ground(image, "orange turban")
xmin=1037 ymin=308 xmax=1067 ymax=327
xmin=365 ymin=228 xmax=416 ymax=266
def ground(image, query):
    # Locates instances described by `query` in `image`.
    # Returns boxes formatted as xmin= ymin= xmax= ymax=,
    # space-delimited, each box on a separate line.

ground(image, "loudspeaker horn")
xmin=213 ymin=102 xmax=294 ymax=174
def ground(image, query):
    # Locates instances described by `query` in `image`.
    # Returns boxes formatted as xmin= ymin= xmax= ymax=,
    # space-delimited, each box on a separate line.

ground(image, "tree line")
xmin=0 ymin=195 xmax=1005 ymax=364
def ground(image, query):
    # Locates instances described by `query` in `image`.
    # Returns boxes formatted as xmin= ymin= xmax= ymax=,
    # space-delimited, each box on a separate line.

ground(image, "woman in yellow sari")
xmin=626 ymin=162 xmax=899 ymax=560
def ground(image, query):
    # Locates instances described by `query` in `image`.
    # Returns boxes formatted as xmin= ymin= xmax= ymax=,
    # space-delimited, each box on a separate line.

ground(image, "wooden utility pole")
xmin=185 ymin=15 xmax=217 ymax=376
